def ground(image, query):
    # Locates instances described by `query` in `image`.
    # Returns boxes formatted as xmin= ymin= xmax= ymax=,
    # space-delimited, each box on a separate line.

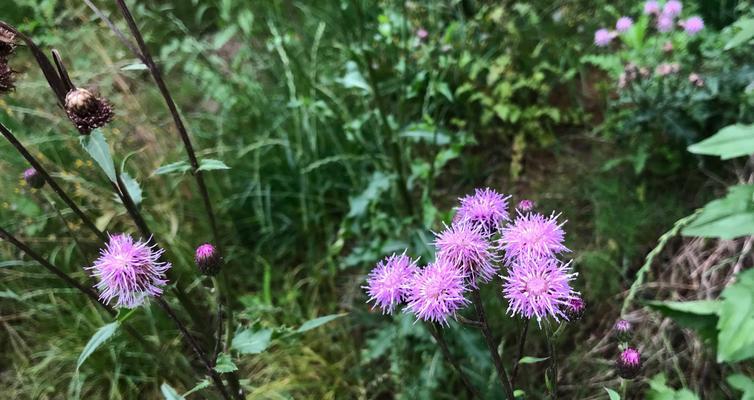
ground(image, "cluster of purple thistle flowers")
xmin=613 ymin=319 xmax=643 ymax=380
xmin=364 ymin=187 xmax=584 ymax=327
xmin=594 ymin=1 xmax=704 ymax=48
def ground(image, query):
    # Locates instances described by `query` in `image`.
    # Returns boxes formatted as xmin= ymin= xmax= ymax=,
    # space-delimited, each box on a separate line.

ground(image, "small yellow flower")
xmin=75 ymin=159 xmax=85 ymax=168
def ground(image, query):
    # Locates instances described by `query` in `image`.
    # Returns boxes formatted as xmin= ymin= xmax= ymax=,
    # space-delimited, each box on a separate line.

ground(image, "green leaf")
xmin=121 ymin=62 xmax=148 ymax=71
xmin=682 ymin=184 xmax=754 ymax=239
xmin=197 ymin=159 xmax=231 ymax=172
xmin=725 ymin=18 xmax=754 ymax=50
xmin=182 ymin=378 xmax=210 ymax=397
xmin=231 ymin=328 xmax=272 ymax=354
xmin=296 ymin=313 xmax=347 ymax=333
xmin=604 ymin=387 xmax=621 ymax=400
xmin=336 ymin=61 xmax=370 ymax=92
xmin=119 ymin=172 xmax=143 ymax=207
xmin=77 ymin=322 xmax=119 ymax=370
xmin=645 ymin=300 xmax=719 ymax=341
xmin=687 ymin=124 xmax=754 ymax=159
xmin=647 ymin=374 xmax=700 ymax=400
xmin=213 ymin=353 xmax=238 ymax=373
xmin=80 ymin=129 xmax=116 ymax=182
xmin=518 ymin=356 xmax=549 ymax=364
xmin=727 ymin=374 xmax=754 ymax=400
xmin=347 ymin=171 xmax=392 ymax=218
xmin=160 ymin=383 xmax=186 ymax=400
xmin=153 ymin=161 xmax=191 ymax=176
xmin=717 ymin=269 xmax=754 ymax=363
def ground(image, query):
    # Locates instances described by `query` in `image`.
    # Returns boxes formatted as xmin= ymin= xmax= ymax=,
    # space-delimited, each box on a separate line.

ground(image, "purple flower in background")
xmin=405 ymin=258 xmax=468 ymax=325
xmin=416 ymin=28 xmax=428 ymax=40
xmin=663 ymin=0 xmax=683 ymax=17
xmin=454 ymin=187 xmax=510 ymax=233
xmin=614 ymin=319 xmax=633 ymax=341
xmin=23 ymin=168 xmax=45 ymax=189
xmin=656 ymin=14 xmax=675 ymax=32
xmin=688 ymin=72 xmax=705 ymax=87
xmin=564 ymin=296 xmax=586 ymax=321
xmin=617 ymin=348 xmax=642 ymax=379
xmin=500 ymin=211 xmax=569 ymax=262
xmin=616 ymin=17 xmax=634 ymax=33
xmin=643 ymin=0 xmax=660 ymax=15
xmin=517 ymin=199 xmax=534 ymax=211
xmin=502 ymin=257 xmax=577 ymax=323
xmin=655 ymin=62 xmax=680 ymax=76
xmin=87 ymin=234 xmax=171 ymax=309
xmin=364 ymin=253 xmax=418 ymax=314
xmin=682 ymin=16 xmax=704 ymax=35
xmin=594 ymin=28 xmax=614 ymax=47
xmin=435 ymin=223 xmax=498 ymax=286
xmin=194 ymin=243 xmax=222 ymax=276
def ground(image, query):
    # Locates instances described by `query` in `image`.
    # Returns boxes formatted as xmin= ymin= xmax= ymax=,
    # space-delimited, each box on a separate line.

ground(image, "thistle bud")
xmin=0 ymin=27 xmax=15 ymax=58
xmin=195 ymin=243 xmax=222 ymax=276
xmin=614 ymin=319 xmax=632 ymax=342
xmin=517 ymin=199 xmax=534 ymax=211
xmin=564 ymin=297 xmax=586 ymax=321
xmin=64 ymin=88 xmax=114 ymax=135
xmin=23 ymin=168 xmax=45 ymax=189
xmin=0 ymin=61 xmax=14 ymax=95
xmin=616 ymin=347 xmax=642 ymax=379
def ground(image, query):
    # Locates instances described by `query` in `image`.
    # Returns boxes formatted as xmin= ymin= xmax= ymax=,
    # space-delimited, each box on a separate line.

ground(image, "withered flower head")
xmin=0 ymin=61 xmax=14 ymax=95
xmin=64 ymin=88 xmax=114 ymax=135
xmin=0 ymin=27 xmax=16 ymax=58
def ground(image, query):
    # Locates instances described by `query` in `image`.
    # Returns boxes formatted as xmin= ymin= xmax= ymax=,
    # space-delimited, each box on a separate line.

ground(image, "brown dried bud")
xmin=0 ymin=27 xmax=16 ymax=58
xmin=64 ymin=88 xmax=114 ymax=135
xmin=0 ymin=61 xmax=14 ymax=95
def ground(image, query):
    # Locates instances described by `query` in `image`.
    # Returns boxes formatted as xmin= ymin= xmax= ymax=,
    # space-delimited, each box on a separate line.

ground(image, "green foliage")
xmin=682 ymin=184 xmax=754 ymax=239
xmin=687 ymin=123 xmax=754 ymax=159
xmin=604 ymin=387 xmax=621 ymax=400
xmin=647 ymin=374 xmax=700 ymax=400
xmin=717 ymin=269 xmax=754 ymax=363
xmin=231 ymin=328 xmax=272 ymax=355
xmin=76 ymin=322 xmax=119 ymax=371
xmin=727 ymin=374 xmax=754 ymax=400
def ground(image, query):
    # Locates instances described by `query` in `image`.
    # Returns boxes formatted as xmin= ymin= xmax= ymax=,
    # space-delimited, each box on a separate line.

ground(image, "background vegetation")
xmin=1 ymin=0 xmax=753 ymax=398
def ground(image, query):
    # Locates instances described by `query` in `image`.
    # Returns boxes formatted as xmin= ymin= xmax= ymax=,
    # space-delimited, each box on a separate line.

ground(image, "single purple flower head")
xmin=454 ymin=187 xmax=510 ymax=233
xmin=87 ymin=234 xmax=171 ymax=309
xmin=594 ymin=28 xmax=614 ymax=47
xmin=502 ymin=257 xmax=577 ymax=324
xmin=688 ymin=72 xmax=704 ymax=87
xmin=643 ymin=0 xmax=660 ymax=15
xmin=500 ymin=211 xmax=569 ymax=262
xmin=195 ymin=243 xmax=222 ymax=276
xmin=663 ymin=0 xmax=683 ymax=17
xmin=416 ymin=28 xmax=428 ymax=40
xmin=682 ymin=16 xmax=704 ymax=35
xmin=616 ymin=17 xmax=634 ymax=33
xmin=564 ymin=296 xmax=586 ymax=321
xmin=23 ymin=168 xmax=45 ymax=189
xmin=517 ymin=199 xmax=535 ymax=211
xmin=405 ymin=258 xmax=468 ymax=325
xmin=614 ymin=319 xmax=633 ymax=341
xmin=617 ymin=347 xmax=642 ymax=379
xmin=657 ymin=14 xmax=675 ymax=32
xmin=364 ymin=253 xmax=418 ymax=314
xmin=435 ymin=223 xmax=498 ymax=286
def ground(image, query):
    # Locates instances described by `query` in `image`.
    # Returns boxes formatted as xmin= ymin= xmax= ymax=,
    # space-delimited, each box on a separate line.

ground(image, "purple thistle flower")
xmin=434 ymin=223 xmax=498 ymax=286
xmin=643 ymin=0 xmax=660 ymax=15
xmin=594 ymin=28 xmax=614 ymax=47
xmin=416 ymin=28 xmax=428 ymax=40
xmin=405 ymin=258 xmax=468 ymax=325
xmin=502 ymin=257 xmax=577 ymax=324
xmin=23 ymin=168 xmax=45 ymax=189
xmin=657 ymin=14 xmax=675 ymax=32
xmin=454 ymin=187 xmax=510 ymax=234
xmin=517 ymin=199 xmax=534 ymax=211
xmin=87 ymin=234 xmax=170 ymax=309
xmin=564 ymin=296 xmax=586 ymax=321
xmin=500 ymin=211 xmax=569 ymax=262
xmin=617 ymin=347 xmax=642 ymax=379
xmin=616 ymin=17 xmax=634 ymax=33
xmin=194 ymin=243 xmax=222 ymax=276
xmin=614 ymin=319 xmax=633 ymax=341
xmin=682 ymin=16 xmax=704 ymax=35
xmin=364 ymin=253 xmax=418 ymax=314
xmin=663 ymin=0 xmax=683 ymax=17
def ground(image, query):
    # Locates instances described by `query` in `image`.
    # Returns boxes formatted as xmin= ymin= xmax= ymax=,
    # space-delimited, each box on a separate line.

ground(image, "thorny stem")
xmin=425 ymin=322 xmax=480 ymax=399
xmin=511 ymin=318 xmax=530 ymax=385
xmin=157 ymin=298 xmax=232 ymax=400
xmin=110 ymin=3 xmax=241 ymax=396
xmin=0 ymin=122 xmax=108 ymax=243
xmin=470 ymin=289 xmax=515 ymax=400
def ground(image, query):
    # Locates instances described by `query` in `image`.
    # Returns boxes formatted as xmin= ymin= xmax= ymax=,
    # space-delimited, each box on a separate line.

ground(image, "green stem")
xmin=470 ymin=289 xmax=515 ymax=400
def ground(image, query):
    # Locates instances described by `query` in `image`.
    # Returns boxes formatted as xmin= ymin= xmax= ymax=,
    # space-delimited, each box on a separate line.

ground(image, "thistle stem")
xmin=511 ymin=318 xmax=530 ymax=385
xmin=470 ymin=289 xmax=515 ymax=400
xmin=0 ymin=122 xmax=108 ymax=243
xmin=545 ymin=322 xmax=559 ymax=399
xmin=157 ymin=298 xmax=233 ymax=400
xmin=424 ymin=322 xmax=480 ymax=399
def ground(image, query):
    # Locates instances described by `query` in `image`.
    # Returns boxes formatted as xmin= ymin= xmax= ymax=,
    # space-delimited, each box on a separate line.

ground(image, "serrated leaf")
xmin=604 ymin=387 xmax=621 ymax=400
xmin=160 ymin=383 xmax=185 ymax=400
xmin=198 ymin=159 xmax=231 ymax=172
xmin=119 ymin=172 xmax=143 ymax=207
xmin=688 ymin=124 xmax=754 ymax=159
xmin=717 ymin=269 xmax=754 ymax=363
xmin=153 ymin=161 xmax=191 ymax=176
xmin=213 ymin=352 xmax=238 ymax=373
xmin=518 ymin=356 xmax=549 ymax=364
xmin=80 ymin=129 xmax=116 ymax=182
xmin=231 ymin=328 xmax=272 ymax=354
xmin=182 ymin=378 xmax=210 ymax=397
xmin=77 ymin=322 xmax=119 ymax=370
xmin=682 ymin=184 xmax=754 ymax=239
xmin=296 ymin=313 xmax=347 ymax=333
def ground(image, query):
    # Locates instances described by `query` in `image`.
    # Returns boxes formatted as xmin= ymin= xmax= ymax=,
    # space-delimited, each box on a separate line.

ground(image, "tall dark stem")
xmin=0 ymin=123 xmax=108 ymax=243
xmin=425 ymin=322 xmax=480 ymax=399
xmin=511 ymin=318 xmax=530 ymax=385
xmin=546 ymin=322 xmax=559 ymax=399
xmin=470 ymin=289 xmax=515 ymax=400
xmin=157 ymin=298 xmax=232 ymax=400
